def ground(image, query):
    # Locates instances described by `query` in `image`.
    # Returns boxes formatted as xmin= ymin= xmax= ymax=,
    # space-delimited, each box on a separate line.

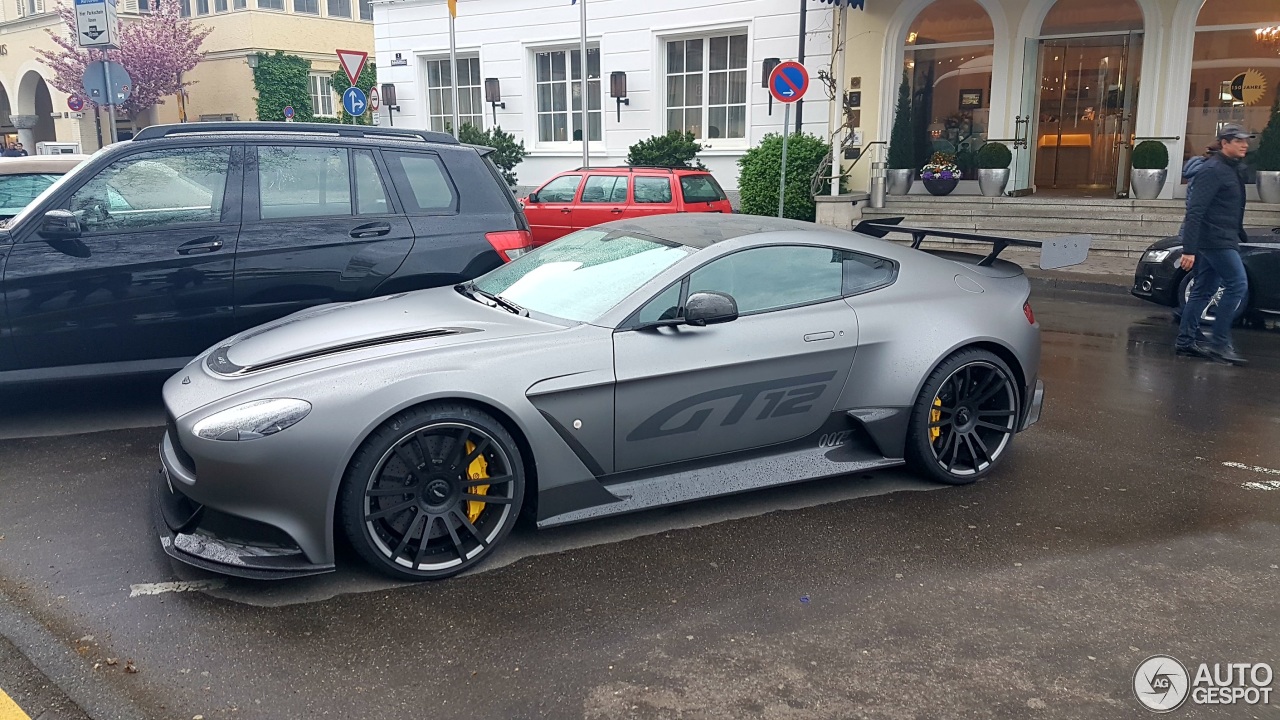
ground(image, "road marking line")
xmin=1242 ymin=481 xmax=1280 ymax=492
xmin=0 ymin=687 xmax=32 ymax=720
xmin=129 ymin=580 xmax=226 ymax=597
xmin=1222 ymin=461 xmax=1280 ymax=476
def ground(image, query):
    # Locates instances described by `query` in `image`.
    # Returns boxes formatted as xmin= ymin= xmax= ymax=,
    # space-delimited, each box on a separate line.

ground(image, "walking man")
xmin=1175 ymin=124 xmax=1252 ymax=366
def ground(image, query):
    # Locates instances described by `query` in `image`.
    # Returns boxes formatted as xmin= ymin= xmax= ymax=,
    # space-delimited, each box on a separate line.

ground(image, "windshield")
xmin=472 ymin=228 xmax=695 ymax=323
xmin=0 ymin=173 xmax=63 ymax=217
xmin=3 ymin=155 xmax=97 ymax=227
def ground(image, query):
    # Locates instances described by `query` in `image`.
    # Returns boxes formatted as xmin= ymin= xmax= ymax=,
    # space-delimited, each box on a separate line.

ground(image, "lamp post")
xmin=484 ymin=78 xmax=505 ymax=127
xmin=610 ymin=71 xmax=629 ymax=122
xmin=381 ymin=83 xmax=399 ymax=126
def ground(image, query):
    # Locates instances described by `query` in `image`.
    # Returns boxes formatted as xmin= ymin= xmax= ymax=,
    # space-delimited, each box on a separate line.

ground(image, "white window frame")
xmin=309 ymin=73 xmax=336 ymax=117
xmin=659 ymin=28 xmax=750 ymax=148
xmin=530 ymin=43 xmax=603 ymax=148
xmin=421 ymin=55 xmax=484 ymax=134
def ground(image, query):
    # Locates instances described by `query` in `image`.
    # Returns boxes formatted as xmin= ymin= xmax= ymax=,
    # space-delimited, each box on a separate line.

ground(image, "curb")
xmin=1027 ymin=274 xmax=1130 ymax=297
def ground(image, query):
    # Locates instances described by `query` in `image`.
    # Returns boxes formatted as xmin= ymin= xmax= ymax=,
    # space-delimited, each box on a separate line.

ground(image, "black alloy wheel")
xmin=340 ymin=403 xmax=525 ymax=581
xmin=906 ymin=349 xmax=1019 ymax=485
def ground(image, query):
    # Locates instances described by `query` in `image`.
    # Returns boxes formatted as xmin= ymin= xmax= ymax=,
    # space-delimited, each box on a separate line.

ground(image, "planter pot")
xmin=977 ymin=168 xmax=1010 ymax=197
xmin=1130 ymin=168 xmax=1167 ymax=200
xmin=1257 ymin=171 xmax=1280 ymax=204
xmin=922 ymin=177 xmax=959 ymax=196
xmin=886 ymin=169 xmax=914 ymax=196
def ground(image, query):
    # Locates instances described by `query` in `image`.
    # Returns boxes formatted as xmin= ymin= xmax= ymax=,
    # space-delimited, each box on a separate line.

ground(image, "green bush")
xmin=887 ymin=72 xmax=914 ymax=170
xmin=252 ymin=51 xmax=313 ymax=121
xmin=456 ymin=123 xmax=529 ymax=186
xmin=1131 ymin=140 xmax=1170 ymax=170
xmin=330 ymin=61 xmax=378 ymax=126
xmin=737 ymin=132 xmax=830 ymax=221
xmin=976 ymin=142 xmax=1012 ymax=169
xmin=1252 ymin=93 xmax=1280 ymax=172
xmin=626 ymin=131 xmax=706 ymax=169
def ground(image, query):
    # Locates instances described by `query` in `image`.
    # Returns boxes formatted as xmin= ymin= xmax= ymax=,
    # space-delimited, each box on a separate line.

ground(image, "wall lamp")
xmin=381 ymin=83 xmax=400 ymax=125
xmin=484 ymin=77 xmax=505 ymax=125
xmin=610 ymin=71 xmax=629 ymax=122
xmin=762 ymin=57 xmax=780 ymax=116
xmin=246 ymin=53 xmax=259 ymax=69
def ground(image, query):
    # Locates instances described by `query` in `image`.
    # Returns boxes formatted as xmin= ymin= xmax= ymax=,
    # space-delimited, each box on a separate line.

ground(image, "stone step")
xmin=869 ymin=202 xmax=1280 ymax=224
xmin=862 ymin=210 xmax=1185 ymax=232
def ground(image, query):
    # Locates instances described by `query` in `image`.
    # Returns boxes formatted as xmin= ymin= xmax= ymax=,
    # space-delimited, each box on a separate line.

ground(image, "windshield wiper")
xmin=456 ymin=282 xmax=526 ymax=315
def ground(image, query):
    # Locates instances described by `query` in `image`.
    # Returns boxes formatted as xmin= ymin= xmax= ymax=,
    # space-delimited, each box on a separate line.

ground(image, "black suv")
xmin=0 ymin=122 xmax=531 ymax=382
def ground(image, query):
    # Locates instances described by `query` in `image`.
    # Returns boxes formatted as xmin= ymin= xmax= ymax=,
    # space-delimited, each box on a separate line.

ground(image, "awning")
xmin=815 ymin=0 xmax=865 ymax=8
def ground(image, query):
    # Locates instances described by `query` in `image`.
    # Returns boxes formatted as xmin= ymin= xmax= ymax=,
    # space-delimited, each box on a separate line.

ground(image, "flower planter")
xmin=977 ymin=168 xmax=1010 ymax=197
xmin=1258 ymin=171 xmax=1280 ymax=204
xmin=887 ymin=169 xmax=914 ymax=196
xmin=922 ymin=177 xmax=959 ymax=196
xmin=1129 ymin=168 xmax=1167 ymax=200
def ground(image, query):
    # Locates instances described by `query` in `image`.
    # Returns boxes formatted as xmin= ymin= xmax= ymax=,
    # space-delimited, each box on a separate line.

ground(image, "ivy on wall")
xmin=251 ymin=51 xmax=313 ymax=121
xmin=330 ymin=62 xmax=377 ymax=126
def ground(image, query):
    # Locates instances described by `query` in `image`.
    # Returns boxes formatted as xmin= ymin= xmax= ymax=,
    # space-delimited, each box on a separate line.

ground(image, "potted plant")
xmin=1253 ymin=94 xmax=1280 ymax=204
xmin=1130 ymin=140 xmax=1169 ymax=200
xmin=921 ymin=152 xmax=961 ymax=196
xmin=976 ymin=142 xmax=1012 ymax=197
xmin=886 ymin=72 xmax=915 ymax=195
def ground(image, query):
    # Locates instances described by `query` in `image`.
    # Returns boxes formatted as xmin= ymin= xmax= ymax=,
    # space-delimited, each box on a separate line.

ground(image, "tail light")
xmin=1023 ymin=300 xmax=1035 ymax=325
xmin=486 ymin=230 xmax=533 ymax=262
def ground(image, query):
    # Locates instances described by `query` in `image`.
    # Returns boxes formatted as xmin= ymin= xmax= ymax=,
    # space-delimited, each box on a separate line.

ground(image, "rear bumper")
xmin=1020 ymin=378 xmax=1044 ymax=431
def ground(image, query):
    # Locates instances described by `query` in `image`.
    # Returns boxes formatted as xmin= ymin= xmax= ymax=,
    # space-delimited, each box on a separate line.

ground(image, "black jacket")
xmin=1182 ymin=154 xmax=1248 ymax=253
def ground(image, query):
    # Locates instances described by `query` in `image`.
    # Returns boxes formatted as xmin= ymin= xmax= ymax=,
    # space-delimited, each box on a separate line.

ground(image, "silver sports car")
xmin=155 ymin=215 xmax=1088 ymax=581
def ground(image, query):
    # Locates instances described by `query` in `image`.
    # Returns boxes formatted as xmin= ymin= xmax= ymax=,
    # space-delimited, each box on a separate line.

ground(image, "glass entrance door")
xmin=1031 ymin=34 xmax=1142 ymax=196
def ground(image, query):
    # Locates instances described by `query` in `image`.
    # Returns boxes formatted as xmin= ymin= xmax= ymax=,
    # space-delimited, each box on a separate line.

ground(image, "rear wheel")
xmin=339 ymin=403 xmax=525 ymax=581
xmin=1178 ymin=273 xmax=1251 ymax=325
xmin=905 ymin=349 xmax=1020 ymax=485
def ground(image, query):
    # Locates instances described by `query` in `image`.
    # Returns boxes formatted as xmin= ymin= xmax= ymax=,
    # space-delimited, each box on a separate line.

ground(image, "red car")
xmin=521 ymin=166 xmax=733 ymax=246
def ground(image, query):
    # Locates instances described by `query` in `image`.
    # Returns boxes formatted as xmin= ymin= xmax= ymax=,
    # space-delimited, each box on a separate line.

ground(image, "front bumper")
xmin=1020 ymin=379 xmax=1045 ymax=431
xmin=154 ymin=432 xmax=335 ymax=580
xmin=1131 ymin=259 xmax=1181 ymax=307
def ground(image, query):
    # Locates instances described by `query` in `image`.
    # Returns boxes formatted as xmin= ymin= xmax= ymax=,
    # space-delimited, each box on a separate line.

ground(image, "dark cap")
xmin=1217 ymin=124 xmax=1256 ymax=141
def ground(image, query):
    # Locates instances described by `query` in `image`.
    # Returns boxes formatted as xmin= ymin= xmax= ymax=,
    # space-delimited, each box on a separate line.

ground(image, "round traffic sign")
xmin=769 ymin=61 xmax=809 ymax=104
xmin=68 ymin=95 xmax=85 ymax=112
xmin=283 ymin=105 xmax=295 ymax=119
xmin=368 ymin=87 xmax=380 ymax=112
xmin=342 ymin=86 xmax=368 ymax=117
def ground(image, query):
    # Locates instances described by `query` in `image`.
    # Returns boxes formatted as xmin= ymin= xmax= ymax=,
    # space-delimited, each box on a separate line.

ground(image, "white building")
xmin=371 ymin=0 xmax=839 ymax=192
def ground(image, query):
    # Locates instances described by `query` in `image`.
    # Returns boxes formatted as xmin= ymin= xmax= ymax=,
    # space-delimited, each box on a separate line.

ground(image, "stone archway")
xmin=15 ymin=70 xmax=56 ymax=151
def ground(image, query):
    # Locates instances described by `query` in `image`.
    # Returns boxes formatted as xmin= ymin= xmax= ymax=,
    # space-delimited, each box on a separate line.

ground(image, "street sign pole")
xmin=768 ymin=61 xmax=808 ymax=218
xmin=778 ymin=103 xmax=790 ymax=218
xmin=102 ymin=55 xmax=116 ymax=145
xmin=448 ymin=13 xmax=460 ymax=138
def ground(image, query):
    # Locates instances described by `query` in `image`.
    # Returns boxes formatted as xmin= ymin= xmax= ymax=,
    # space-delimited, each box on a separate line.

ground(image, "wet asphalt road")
xmin=0 ymin=291 xmax=1278 ymax=720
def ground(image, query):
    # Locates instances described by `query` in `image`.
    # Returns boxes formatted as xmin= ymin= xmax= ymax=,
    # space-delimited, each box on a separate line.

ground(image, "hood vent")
xmin=207 ymin=327 xmax=478 ymax=376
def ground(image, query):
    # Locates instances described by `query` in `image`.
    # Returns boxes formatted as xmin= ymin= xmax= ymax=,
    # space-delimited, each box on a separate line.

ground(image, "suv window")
xmin=385 ymin=151 xmax=454 ymax=213
xmin=688 ymin=246 xmax=844 ymax=315
xmin=633 ymin=176 xmax=673 ymax=204
xmin=259 ymin=146 xmax=351 ymax=220
xmin=0 ymin=174 xmax=61 ymax=216
xmin=353 ymin=149 xmax=390 ymax=215
xmin=537 ymin=174 xmax=581 ymax=203
xmin=69 ymin=147 xmax=230 ymax=232
xmin=679 ymin=175 xmax=726 ymax=204
xmin=581 ymin=175 xmax=628 ymax=203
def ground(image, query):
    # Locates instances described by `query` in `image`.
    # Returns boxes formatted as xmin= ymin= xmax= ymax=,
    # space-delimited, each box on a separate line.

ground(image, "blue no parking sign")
xmin=342 ymin=86 xmax=368 ymax=117
xmin=769 ymin=61 xmax=809 ymax=104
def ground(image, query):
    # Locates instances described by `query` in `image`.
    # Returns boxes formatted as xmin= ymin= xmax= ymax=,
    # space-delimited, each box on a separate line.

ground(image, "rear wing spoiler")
xmin=853 ymin=217 xmax=1090 ymax=270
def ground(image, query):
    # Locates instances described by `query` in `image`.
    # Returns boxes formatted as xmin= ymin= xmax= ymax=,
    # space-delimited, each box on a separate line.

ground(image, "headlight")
xmin=192 ymin=399 xmax=312 ymax=441
xmin=1143 ymin=249 xmax=1173 ymax=263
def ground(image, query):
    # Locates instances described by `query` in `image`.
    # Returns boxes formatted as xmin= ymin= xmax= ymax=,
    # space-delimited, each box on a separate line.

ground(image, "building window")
xmin=234 ymin=0 xmax=245 ymax=8
xmin=358 ymin=0 xmax=371 ymax=19
xmin=1041 ymin=0 xmax=1142 ymax=36
xmin=257 ymin=0 xmax=283 ymax=9
xmin=310 ymin=73 xmax=336 ymax=117
xmin=665 ymin=34 xmax=747 ymax=142
xmin=535 ymin=47 xmax=601 ymax=143
xmin=1184 ymin=0 xmax=1280 ymax=182
xmin=326 ymin=0 xmax=349 ymax=17
xmin=214 ymin=0 xmax=227 ymax=11
xmin=138 ymin=0 xmax=152 ymax=12
xmin=196 ymin=0 xmax=209 ymax=14
xmin=425 ymin=57 xmax=482 ymax=133
xmin=294 ymin=0 xmax=318 ymax=12
xmin=24 ymin=0 xmax=37 ymax=15
xmin=179 ymin=0 xmax=191 ymax=15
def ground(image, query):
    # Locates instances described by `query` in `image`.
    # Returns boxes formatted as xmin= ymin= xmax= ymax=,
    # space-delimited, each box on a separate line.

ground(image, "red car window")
xmin=537 ymin=175 xmax=582 ymax=203
xmin=633 ymin=176 xmax=673 ymax=204
xmin=581 ymin=175 xmax=628 ymax=203
xmin=679 ymin=174 xmax=727 ymax=204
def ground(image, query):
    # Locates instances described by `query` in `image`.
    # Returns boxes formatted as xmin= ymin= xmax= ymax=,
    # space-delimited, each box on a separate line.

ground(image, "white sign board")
xmin=74 ymin=0 xmax=119 ymax=49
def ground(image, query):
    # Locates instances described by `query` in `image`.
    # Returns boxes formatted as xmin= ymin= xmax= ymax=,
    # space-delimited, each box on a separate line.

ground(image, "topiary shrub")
xmin=976 ymin=142 xmax=1012 ymax=169
xmin=1131 ymin=140 xmax=1170 ymax=170
xmin=456 ymin=123 xmax=529 ymax=186
xmin=737 ymin=132 xmax=830 ymax=221
xmin=252 ymin=51 xmax=313 ymax=121
xmin=1252 ymin=93 xmax=1280 ymax=172
xmin=887 ymin=72 xmax=914 ymax=170
xmin=626 ymin=131 xmax=706 ymax=169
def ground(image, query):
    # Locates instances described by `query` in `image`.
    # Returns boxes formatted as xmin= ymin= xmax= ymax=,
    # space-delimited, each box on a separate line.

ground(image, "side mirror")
xmin=684 ymin=291 xmax=738 ymax=326
xmin=39 ymin=209 xmax=82 ymax=241
xmin=527 ymin=191 xmax=539 ymax=204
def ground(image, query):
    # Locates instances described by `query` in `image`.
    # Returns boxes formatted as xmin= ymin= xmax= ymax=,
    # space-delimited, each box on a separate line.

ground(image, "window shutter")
xmin=15 ymin=0 xmax=24 ymax=18
xmin=123 ymin=0 xmax=139 ymax=12
xmin=34 ymin=0 xmax=44 ymax=14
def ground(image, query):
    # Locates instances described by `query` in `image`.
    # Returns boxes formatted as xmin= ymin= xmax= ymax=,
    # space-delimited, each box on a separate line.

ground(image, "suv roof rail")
xmin=132 ymin=122 xmax=460 ymax=144
xmin=572 ymin=165 xmax=694 ymax=173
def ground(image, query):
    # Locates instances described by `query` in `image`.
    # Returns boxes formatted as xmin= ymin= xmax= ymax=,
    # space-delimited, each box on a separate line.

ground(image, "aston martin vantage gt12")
xmin=155 ymin=215 xmax=1089 ymax=581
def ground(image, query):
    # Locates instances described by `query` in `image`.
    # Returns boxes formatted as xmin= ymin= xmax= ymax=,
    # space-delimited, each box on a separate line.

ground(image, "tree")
xmin=1252 ymin=92 xmax=1280 ymax=172
xmin=626 ymin=131 xmax=706 ymax=169
xmin=455 ymin=123 xmax=528 ymax=187
xmin=886 ymin=72 xmax=914 ymax=170
xmin=737 ymin=132 xmax=830 ymax=221
xmin=35 ymin=0 xmax=211 ymax=119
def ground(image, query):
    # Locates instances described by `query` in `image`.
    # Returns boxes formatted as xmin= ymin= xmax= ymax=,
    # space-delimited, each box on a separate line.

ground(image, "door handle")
xmin=804 ymin=331 xmax=835 ymax=342
xmin=349 ymin=222 xmax=392 ymax=239
xmin=176 ymin=236 xmax=223 ymax=255
xmin=610 ymin=208 xmax=624 ymax=214
xmin=560 ymin=208 xmax=572 ymax=214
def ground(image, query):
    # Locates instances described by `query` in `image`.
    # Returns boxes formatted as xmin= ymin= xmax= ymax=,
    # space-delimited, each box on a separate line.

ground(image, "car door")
xmin=523 ymin=174 xmax=582 ymax=246
xmin=233 ymin=144 xmax=415 ymax=331
xmin=612 ymin=245 xmax=861 ymax=472
xmin=628 ymin=175 xmax=677 ymax=219
xmin=677 ymin=173 xmax=733 ymax=214
xmin=572 ymin=174 xmax=629 ymax=231
xmin=1 ymin=144 xmax=242 ymax=370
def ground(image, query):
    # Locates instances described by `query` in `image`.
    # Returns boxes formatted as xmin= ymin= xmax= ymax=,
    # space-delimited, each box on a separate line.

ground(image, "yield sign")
xmin=336 ymin=49 xmax=368 ymax=86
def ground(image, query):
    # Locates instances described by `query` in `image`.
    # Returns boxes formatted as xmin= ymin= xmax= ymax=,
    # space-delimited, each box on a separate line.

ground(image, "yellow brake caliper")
xmin=465 ymin=440 xmax=489 ymax=523
xmin=929 ymin=397 xmax=942 ymax=444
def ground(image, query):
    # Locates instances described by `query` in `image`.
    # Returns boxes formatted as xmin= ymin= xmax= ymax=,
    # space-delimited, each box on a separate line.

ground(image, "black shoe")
xmin=1176 ymin=343 xmax=1209 ymax=358
xmin=1204 ymin=345 xmax=1248 ymax=366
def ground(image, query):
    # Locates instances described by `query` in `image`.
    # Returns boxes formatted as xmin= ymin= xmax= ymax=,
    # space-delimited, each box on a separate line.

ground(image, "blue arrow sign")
xmin=342 ymin=86 xmax=368 ymax=117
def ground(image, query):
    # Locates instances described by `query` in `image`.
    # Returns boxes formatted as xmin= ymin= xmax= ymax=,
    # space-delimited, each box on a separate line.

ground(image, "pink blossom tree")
xmin=34 ymin=0 xmax=211 ymax=119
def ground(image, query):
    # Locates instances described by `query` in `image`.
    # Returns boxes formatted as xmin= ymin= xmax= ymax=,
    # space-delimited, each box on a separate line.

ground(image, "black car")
xmin=0 ymin=123 xmax=531 ymax=382
xmin=1131 ymin=226 xmax=1280 ymax=322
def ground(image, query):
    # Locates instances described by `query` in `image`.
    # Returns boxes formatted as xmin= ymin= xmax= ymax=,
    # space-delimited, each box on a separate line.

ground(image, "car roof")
xmin=0 ymin=155 xmax=90 ymax=175
xmin=565 ymin=166 xmax=713 ymax=175
xmin=129 ymin=122 xmax=461 ymax=148
xmin=599 ymin=213 xmax=827 ymax=249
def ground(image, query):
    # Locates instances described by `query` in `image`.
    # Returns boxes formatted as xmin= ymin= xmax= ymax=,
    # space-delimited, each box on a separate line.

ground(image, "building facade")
xmin=840 ymin=0 xmax=1280 ymax=199
xmin=371 ymin=0 xmax=840 ymax=192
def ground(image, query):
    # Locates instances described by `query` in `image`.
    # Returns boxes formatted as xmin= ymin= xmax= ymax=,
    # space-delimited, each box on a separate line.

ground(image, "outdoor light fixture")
xmin=484 ymin=78 xmax=505 ymax=124
xmin=381 ymin=83 xmax=400 ymax=126
xmin=610 ymin=71 xmax=629 ymax=121
xmin=762 ymin=57 xmax=781 ymax=115
xmin=245 ymin=53 xmax=259 ymax=69
xmin=1258 ymin=26 xmax=1280 ymax=53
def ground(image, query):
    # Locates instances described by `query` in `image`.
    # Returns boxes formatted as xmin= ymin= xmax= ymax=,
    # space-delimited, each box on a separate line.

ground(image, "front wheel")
xmin=339 ymin=403 xmax=525 ymax=581
xmin=905 ymin=349 xmax=1021 ymax=485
